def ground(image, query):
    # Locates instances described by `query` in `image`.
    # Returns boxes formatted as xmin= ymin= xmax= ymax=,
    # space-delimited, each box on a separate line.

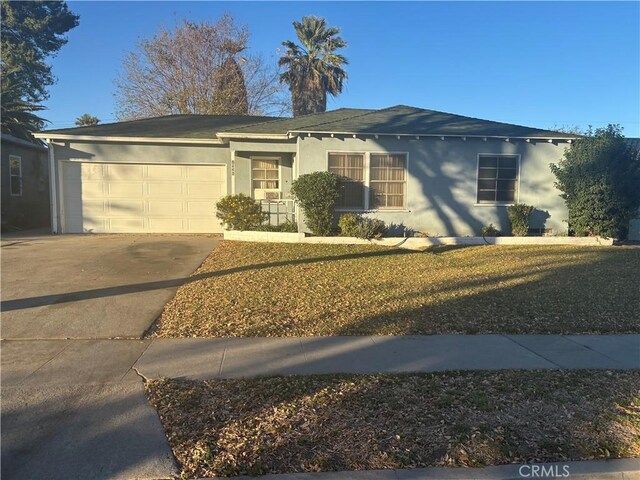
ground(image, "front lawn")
xmin=154 ymin=241 xmax=639 ymax=337
xmin=146 ymin=370 xmax=640 ymax=478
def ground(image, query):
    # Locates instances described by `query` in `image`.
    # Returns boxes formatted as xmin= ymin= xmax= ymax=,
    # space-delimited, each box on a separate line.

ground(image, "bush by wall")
xmin=482 ymin=224 xmax=501 ymax=237
xmin=290 ymin=172 xmax=340 ymax=236
xmin=216 ymin=194 xmax=268 ymax=231
xmin=550 ymin=124 xmax=640 ymax=239
xmin=256 ymin=218 xmax=298 ymax=233
xmin=507 ymin=203 xmax=535 ymax=236
xmin=338 ymin=213 xmax=387 ymax=239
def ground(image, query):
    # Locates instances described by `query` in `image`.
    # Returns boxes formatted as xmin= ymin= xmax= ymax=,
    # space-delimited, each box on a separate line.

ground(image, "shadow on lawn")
xmin=329 ymin=248 xmax=640 ymax=335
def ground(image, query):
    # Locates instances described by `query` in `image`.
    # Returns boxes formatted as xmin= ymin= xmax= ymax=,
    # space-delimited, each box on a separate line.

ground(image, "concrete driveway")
xmin=1 ymin=233 xmax=219 ymax=339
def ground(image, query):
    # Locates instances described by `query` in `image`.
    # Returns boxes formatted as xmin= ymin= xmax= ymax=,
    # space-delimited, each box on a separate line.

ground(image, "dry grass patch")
xmin=155 ymin=241 xmax=640 ymax=337
xmin=146 ymin=370 xmax=640 ymax=478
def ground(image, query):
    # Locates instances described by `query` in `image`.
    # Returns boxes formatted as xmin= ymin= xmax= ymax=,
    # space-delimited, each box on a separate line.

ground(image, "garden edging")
xmin=223 ymin=230 xmax=614 ymax=248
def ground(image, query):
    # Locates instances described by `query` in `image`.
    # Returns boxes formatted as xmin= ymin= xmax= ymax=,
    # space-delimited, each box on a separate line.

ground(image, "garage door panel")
xmin=107 ymin=183 xmax=145 ymax=197
xmin=80 ymin=163 xmax=105 ymax=180
xmin=147 ymin=165 xmax=183 ymax=180
xmin=105 ymin=164 xmax=145 ymax=180
xmin=148 ymin=218 xmax=185 ymax=232
xmin=108 ymin=201 xmax=145 ymax=216
xmin=81 ymin=200 xmax=108 ymax=217
xmin=186 ymin=201 xmax=215 ymax=216
xmin=187 ymin=183 xmax=222 ymax=198
xmin=148 ymin=200 xmax=184 ymax=216
xmin=187 ymin=218 xmax=219 ymax=233
xmin=185 ymin=165 xmax=223 ymax=181
xmin=109 ymin=217 xmax=146 ymax=232
xmin=147 ymin=182 xmax=184 ymax=197
xmin=61 ymin=162 xmax=226 ymax=233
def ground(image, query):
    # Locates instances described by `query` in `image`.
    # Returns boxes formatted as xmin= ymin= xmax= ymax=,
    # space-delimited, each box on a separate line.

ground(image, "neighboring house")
xmin=1 ymin=133 xmax=51 ymax=231
xmin=34 ymin=105 xmax=579 ymax=236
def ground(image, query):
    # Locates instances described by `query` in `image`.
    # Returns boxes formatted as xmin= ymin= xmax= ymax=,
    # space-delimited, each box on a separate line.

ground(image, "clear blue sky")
xmin=45 ymin=1 xmax=640 ymax=136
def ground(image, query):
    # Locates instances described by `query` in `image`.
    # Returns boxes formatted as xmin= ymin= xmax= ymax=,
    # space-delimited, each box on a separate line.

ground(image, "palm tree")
xmin=279 ymin=16 xmax=347 ymax=117
xmin=75 ymin=113 xmax=101 ymax=126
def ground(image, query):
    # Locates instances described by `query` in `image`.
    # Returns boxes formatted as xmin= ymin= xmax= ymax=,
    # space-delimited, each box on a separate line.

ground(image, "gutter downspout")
xmin=47 ymin=139 xmax=59 ymax=234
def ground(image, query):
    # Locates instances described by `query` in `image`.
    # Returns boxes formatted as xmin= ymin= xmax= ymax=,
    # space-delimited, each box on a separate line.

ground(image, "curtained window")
xmin=370 ymin=153 xmax=407 ymax=209
xmin=328 ymin=153 xmax=365 ymax=209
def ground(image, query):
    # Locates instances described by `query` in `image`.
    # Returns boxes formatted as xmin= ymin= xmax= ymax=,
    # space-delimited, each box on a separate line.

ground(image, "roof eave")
xmin=33 ymin=132 xmax=223 ymax=145
xmin=216 ymin=132 xmax=291 ymax=140
xmin=289 ymin=130 xmax=579 ymax=140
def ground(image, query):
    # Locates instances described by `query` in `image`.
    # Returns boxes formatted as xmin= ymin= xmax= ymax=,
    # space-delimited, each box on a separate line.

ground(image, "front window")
xmin=328 ymin=153 xmax=365 ymax=209
xmin=477 ymin=155 xmax=518 ymax=204
xmin=9 ymin=155 xmax=22 ymax=196
xmin=370 ymin=153 xmax=407 ymax=209
xmin=252 ymin=158 xmax=279 ymax=190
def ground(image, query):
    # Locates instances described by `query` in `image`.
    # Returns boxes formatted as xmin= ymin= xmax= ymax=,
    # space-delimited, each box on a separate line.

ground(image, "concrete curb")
xmin=232 ymin=458 xmax=640 ymax=479
xmin=222 ymin=231 xmax=615 ymax=249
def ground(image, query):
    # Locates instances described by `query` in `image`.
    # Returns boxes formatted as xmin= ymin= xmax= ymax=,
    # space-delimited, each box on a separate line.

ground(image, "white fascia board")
xmin=32 ymin=133 xmax=222 ymax=144
xmin=287 ymin=131 xmax=579 ymax=141
xmin=216 ymin=132 xmax=290 ymax=140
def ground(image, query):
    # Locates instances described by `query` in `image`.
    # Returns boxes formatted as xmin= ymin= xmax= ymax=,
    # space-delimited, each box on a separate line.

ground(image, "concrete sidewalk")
xmin=236 ymin=458 xmax=640 ymax=480
xmin=1 ymin=335 xmax=638 ymax=387
xmin=135 ymin=334 xmax=640 ymax=380
xmin=2 ymin=334 xmax=638 ymax=480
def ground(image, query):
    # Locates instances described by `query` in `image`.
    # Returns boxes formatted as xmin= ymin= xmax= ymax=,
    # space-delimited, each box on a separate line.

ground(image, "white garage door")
xmin=61 ymin=162 xmax=226 ymax=233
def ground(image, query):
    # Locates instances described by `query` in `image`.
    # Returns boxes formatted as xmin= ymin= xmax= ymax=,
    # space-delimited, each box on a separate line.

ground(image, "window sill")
xmin=473 ymin=203 xmax=515 ymax=207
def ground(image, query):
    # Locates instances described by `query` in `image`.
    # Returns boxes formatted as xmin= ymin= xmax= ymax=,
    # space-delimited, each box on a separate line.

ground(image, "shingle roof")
xmin=221 ymin=105 xmax=579 ymax=138
xmin=219 ymin=108 xmax=376 ymax=135
xmin=39 ymin=114 xmax=281 ymax=139
xmin=38 ymin=106 xmax=580 ymax=140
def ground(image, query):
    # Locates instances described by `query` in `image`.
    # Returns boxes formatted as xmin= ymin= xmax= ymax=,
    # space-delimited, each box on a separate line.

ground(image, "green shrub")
xmin=338 ymin=213 xmax=387 ymax=239
xmin=550 ymin=124 xmax=640 ymax=239
xmin=337 ymin=213 xmax=360 ymax=237
xmin=507 ymin=203 xmax=534 ymax=236
xmin=290 ymin=172 xmax=340 ymax=236
xmin=216 ymin=194 xmax=267 ymax=231
xmin=256 ymin=218 xmax=298 ymax=233
xmin=358 ymin=218 xmax=387 ymax=239
xmin=481 ymin=224 xmax=501 ymax=237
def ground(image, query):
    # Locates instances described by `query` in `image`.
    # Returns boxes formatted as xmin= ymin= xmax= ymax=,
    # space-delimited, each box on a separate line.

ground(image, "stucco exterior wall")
xmin=52 ymin=139 xmax=232 ymax=195
xmin=1 ymin=139 xmax=50 ymax=230
xmin=297 ymin=135 xmax=569 ymax=236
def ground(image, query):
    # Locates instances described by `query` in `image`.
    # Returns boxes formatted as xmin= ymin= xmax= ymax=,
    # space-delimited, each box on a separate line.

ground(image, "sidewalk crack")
xmin=501 ymin=335 xmax=564 ymax=369
xmin=121 ymin=340 xmax=153 ymax=382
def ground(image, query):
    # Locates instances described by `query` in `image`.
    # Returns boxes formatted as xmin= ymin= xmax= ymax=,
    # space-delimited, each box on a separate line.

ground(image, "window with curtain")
xmin=476 ymin=155 xmax=518 ymax=203
xmin=9 ymin=156 xmax=22 ymax=196
xmin=370 ymin=153 xmax=407 ymax=209
xmin=328 ymin=153 xmax=365 ymax=209
xmin=252 ymin=159 xmax=279 ymax=190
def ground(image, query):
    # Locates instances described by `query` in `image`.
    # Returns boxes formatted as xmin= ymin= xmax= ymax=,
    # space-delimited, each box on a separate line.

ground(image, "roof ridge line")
xmin=288 ymin=105 xmax=413 ymax=133
xmin=290 ymin=108 xmax=382 ymax=132
xmin=216 ymin=107 xmax=376 ymax=135
xmin=405 ymin=105 xmax=572 ymax=136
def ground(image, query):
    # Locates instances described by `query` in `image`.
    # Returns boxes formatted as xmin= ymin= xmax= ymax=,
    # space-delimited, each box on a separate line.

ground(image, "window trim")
xmin=9 ymin=155 xmax=22 ymax=197
xmin=325 ymin=150 xmax=409 ymax=212
xmin=474 ymin=153 xmax=520 ymax=206
xmin=251 ymin=156 xmax=281 ymax=193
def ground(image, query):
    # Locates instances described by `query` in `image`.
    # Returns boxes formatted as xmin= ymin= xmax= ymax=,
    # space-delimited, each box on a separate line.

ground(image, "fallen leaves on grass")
xmin=146 ymin=370 xmax=640 ymax=478
xmin=154 ymin=242 xmax=640 ymax=337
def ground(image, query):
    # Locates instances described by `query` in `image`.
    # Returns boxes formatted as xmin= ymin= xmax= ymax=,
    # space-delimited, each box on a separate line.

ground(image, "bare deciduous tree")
xmin=115 ymin=14 xmax=289 ymax=120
